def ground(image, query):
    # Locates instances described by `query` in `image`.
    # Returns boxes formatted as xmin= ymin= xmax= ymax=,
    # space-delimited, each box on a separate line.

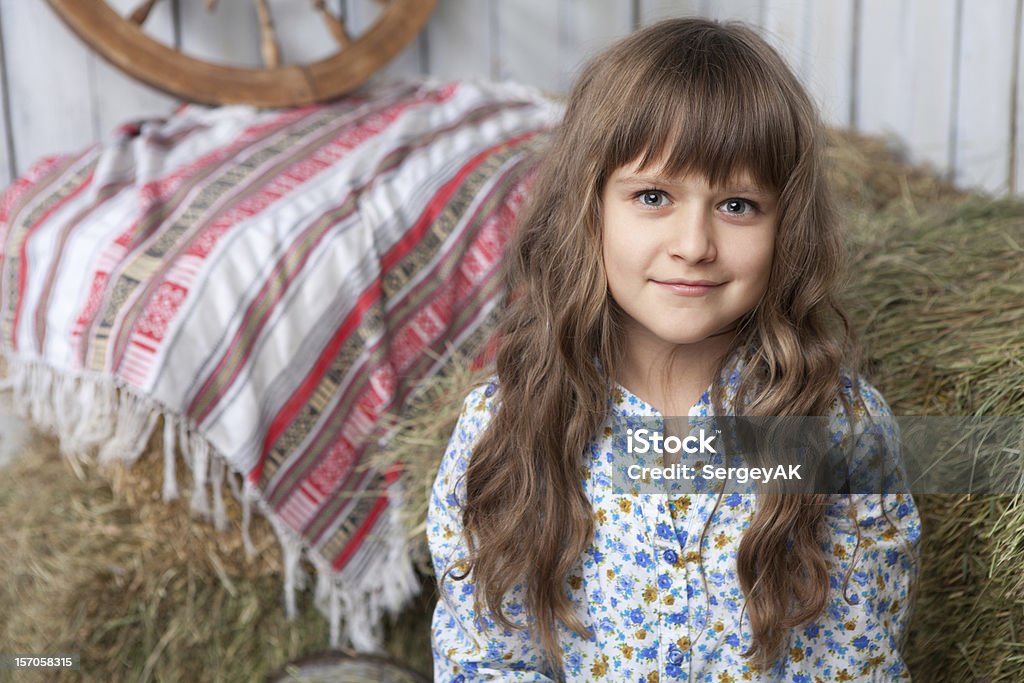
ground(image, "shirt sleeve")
xmin=787 ymin=378 xmax=920 ymax=680
xmin=428 ymin=382 xmax=560 ymax=682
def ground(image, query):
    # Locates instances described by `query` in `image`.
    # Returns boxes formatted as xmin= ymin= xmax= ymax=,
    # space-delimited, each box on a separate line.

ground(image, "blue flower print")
xmin=429 ymin=367 xmax=919 ymax=681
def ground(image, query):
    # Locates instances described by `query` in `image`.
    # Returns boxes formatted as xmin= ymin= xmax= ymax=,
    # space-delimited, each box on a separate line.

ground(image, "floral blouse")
xmin=428 ymin=366 xmax=920 ymax=682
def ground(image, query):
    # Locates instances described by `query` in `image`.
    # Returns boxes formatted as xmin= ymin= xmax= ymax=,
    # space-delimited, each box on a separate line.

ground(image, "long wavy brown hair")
xmin=455 ymin=18 xmax=863 ymax=673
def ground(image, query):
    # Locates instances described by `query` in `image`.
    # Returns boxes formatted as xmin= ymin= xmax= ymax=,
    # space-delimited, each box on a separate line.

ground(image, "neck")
xmin=617 ymin=326 xmax=735 ymax=415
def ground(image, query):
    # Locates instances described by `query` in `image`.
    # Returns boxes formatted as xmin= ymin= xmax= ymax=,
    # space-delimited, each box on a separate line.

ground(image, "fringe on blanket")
xmin=0 ymin=356 xmax=422 ymax=653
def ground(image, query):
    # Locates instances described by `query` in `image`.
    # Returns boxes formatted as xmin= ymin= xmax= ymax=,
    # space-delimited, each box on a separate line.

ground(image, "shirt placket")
xmin=640 ymin=490 xmax=692 ymax=679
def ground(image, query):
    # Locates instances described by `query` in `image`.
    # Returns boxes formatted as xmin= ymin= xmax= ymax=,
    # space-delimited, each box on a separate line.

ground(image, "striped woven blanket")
xmin=0 ymin=80 xmax=559 ymax=649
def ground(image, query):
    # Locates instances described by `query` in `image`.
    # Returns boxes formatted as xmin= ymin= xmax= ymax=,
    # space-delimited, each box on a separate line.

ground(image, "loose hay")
xmin=2 ymin=128 xmax=1023 ymax=682
xmin=0 ymin=428 xmax=432 ymax=682
xmin=837 ymin=151 xmax=1024 ymax=680
xmin=384 ymin=130 xmax=1024 ymax=681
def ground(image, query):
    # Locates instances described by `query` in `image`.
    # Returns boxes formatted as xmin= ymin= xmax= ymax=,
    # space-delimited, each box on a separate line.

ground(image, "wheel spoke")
xmin=312 ymin=0 xmax=352 ymax=48
xmin=128 ymin=0 xmax=160 ymax=25
xmin=47 ymin=0 xmax=437 ymax=106
xmin=254 ymin=0 xmax=282 ymax=69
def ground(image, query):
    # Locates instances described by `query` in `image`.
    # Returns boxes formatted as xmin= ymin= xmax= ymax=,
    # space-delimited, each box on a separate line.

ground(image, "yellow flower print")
xmin=664 ymin=594 xmax=675 ymax=605
xmin=596 ymin=508 xmax=607 ymax=524
xmin=643 ymin=586 xmax=657 ymax=603
xmin=568 ymin=575 xmax=583 ymax=590
xmin=833 ymin=543 xmax=847 ymax=560
xmin=845 ymin=620 xmax=857 ymax=630
xmin=636 ymin=628 xmax=647 ymax=640
xmin=619 ymin=499 xmax=632 ymax=513
xmin=591 ymin=654 xmax=609 ymax=678
xmin=790 ymin=647 xmax=804 ymax=662
xmin=647 ymin=672 xmax=659 ymax=683
xmin=718 ymin=673 xmax=735 ymax=683
xmin=621 ymin=644 xmax=634 ymax=659
xmin=715 ymin=532 xmax=729 ymax=549
xmin=676 ymin=636 xmax=691 ymax=651
xmin=713 ymin=620 xmax=724 ymax=632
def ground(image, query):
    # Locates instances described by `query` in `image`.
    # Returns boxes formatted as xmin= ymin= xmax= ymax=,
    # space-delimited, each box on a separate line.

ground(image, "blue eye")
xmin=721 ymin=198 xmax=756 ymax=215
xmin=637 ymin=190 xmax=668 ymax=208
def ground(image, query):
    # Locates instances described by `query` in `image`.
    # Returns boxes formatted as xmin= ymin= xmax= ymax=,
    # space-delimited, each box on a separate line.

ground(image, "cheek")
xmin=735 ymin=231 xmax=775 ymax=283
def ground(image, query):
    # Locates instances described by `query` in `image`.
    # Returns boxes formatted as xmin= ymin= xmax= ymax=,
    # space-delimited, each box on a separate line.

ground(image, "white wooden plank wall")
xmin=0 ymin=4 xmax=12 ymax=188
xmin=955 ymin=0 xmax=1018 ymax=194
xmin=1 ymin=0 xmax=1023 ymax=197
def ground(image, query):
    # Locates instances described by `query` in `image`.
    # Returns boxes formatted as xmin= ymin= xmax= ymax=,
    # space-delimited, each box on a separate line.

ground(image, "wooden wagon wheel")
xmin=46 ymin=0 xmax=437 ymax=108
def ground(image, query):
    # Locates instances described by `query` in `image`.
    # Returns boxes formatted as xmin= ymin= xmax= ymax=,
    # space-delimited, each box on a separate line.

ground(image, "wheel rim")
xmin=46 ymin=0 xmax=437 ymax=107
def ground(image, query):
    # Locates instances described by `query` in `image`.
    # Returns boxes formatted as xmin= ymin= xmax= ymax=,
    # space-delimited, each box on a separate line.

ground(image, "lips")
xmin=655 ymin=279 xmax=721 ymax=286
xmin=651 ymin=278 xmax=723 ymax=296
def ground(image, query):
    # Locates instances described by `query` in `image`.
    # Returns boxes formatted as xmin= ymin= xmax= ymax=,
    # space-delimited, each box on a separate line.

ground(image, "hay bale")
xmin=0 ymin=429 xmax=433 ymax=681
xmin=837 ymin=151 xmax=1024 ymax=681
xmin=0 ymin=431 xmax=326 ymax=682
xmin=383 ymin=130 xmax=1024 ymax=682
xmin=2 ymin=128 xmax=1022 ymax=681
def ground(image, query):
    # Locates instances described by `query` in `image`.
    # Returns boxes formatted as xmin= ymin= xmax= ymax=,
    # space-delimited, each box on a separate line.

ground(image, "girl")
xmin=428 ymin=18 xmax=920 ymax=682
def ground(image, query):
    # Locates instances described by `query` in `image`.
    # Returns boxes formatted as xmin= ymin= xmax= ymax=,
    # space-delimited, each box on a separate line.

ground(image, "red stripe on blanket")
xmin=112 ymin=85 xmax=461 ymax=382
xmin=379 ymin=130 xmax=536 ymax=273
xmin=253 ymin=278 xmax=384 ymax=483
xmin=269 ymin=186 xmax=522 ymax=539
xmin=254 ymin=130 xmax=532 ymax=484
xmin=11 ymin=167 xmax=96 ymax=352
xmin=331 ymin=465 xmax=399 ymax=571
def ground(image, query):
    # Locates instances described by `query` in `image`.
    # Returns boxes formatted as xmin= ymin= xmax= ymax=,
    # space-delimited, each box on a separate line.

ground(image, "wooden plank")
xmin=0 ymin=2 xmax=13 ymax=186
xmin=761 ymin=0 xmax=811 ymax=83
xmin=1016 ymin=0 xmax=1024 ymax=195
xmin=856 ymin=0 xmax=956 ymax=177
xmin=92 ymin=0 xmax=179 ymax=139
xmin=347 ymin=0 xmax=425 ymax=83
xmin=4 ymin=0 xmax=96 ymax=176
xmin=425 ymin=0 xmax=494 ymax=80
xmin=954 ymin=0 xmax=1017 ymax=194
xmin=561 ymin=0 xmax=633 ymax=90
xmin=177 ymin=0 xmax=261 ymax=68
xmin=271 ymin=0 xmax=342 ymax=64
xmin=179 ymin=0 xmax=345 ymax=67
xmin=496 ymin=0 xmax=560 ymax=93
xmin=701 ymin=0 xmax=763 ymax=24
xmin=638 ymin=0 xmax=702 ymax=24
xmin=802 ymin=0 xmax=854 ymax=128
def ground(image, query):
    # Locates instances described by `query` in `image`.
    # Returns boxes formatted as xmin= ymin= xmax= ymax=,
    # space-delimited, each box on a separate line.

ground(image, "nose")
xmin=667 ymin=202 xmax=717 ymax=263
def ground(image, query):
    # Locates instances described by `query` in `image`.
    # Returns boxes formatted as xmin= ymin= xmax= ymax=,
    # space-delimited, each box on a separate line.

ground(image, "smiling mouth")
xmin=652 ymin=279 xmax=723 ymax=296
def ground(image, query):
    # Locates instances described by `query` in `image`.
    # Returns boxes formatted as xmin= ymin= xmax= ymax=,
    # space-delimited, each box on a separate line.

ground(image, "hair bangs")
xmin=600 ymin=24 xmax=802 ymax=193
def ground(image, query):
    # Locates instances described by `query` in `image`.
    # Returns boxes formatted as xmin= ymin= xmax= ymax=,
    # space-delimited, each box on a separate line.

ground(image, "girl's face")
xmin=601 ymin=158 xmax=778 ymax=358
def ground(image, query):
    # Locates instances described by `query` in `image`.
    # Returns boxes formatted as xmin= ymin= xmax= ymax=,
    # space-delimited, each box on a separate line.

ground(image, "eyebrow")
xmin=613 ymin=173 xmax=772 ymax=197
